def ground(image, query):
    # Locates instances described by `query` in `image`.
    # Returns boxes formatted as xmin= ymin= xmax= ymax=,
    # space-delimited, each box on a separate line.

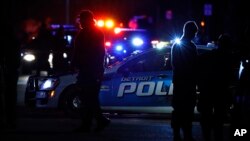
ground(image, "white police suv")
xmin=25 ymin=44 xmax=213 ymax=116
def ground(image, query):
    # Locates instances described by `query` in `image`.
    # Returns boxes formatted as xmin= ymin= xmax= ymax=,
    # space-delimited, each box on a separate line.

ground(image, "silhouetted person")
xmin=32 ymin=21 xmax=53 ymax=75
xmin=71 ymin=10 xmax=110 ymax=132
xmin=171 ymin=21 xmax=198 ymax=141
xmin=197 ymin=33 xmax=234 ymax=141
xmin=230 ymin=25 xmax=250 ymax=141
xmin=52 ymin=25 xmax=68 ymax=74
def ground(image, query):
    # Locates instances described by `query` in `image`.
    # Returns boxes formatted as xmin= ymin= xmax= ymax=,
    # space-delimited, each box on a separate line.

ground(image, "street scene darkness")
xmin=1 ymin=0 xmax=250 ymax=141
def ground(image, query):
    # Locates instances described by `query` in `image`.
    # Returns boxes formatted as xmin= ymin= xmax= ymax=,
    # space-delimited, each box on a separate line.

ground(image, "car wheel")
xmin=62 ymin=85 xmax=83 ymax=118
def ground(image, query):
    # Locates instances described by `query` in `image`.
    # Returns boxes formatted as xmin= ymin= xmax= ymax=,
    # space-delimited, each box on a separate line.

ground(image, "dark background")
xmin=2 ymin=0 xmax=250 ymax=43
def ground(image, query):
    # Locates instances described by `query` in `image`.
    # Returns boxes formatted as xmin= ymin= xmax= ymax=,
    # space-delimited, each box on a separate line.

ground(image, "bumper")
xmin=25 ymin=90 xmax=58 ymax=108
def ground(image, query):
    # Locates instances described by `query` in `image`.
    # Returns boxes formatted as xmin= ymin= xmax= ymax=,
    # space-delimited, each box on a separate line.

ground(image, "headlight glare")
xmin=39 ymin=78 xmax=59 ymax=90
xmin=23 ymin=54 xmax=35 ymax=62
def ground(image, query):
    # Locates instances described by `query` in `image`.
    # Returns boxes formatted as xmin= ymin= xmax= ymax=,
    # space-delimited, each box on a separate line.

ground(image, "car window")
xmin=118 ymin=48 xmax=171 ymax=73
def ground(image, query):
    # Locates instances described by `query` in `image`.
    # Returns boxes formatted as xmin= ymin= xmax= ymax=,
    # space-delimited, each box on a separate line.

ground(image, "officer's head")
xmin=78 ymin=10 xmax=95 ymax=28
xmin=182 ymin=21 xmax=198 ymax=40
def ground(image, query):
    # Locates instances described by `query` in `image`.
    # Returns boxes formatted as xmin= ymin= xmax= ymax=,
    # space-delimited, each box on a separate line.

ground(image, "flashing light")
xmin=97 ymin=20 xmax=105 ymax=27
xmin=105 ymin=20 xmax=114 ymax=29
xmin=119 ymin=23 xmax=124 ymax=27
xmin=105 ymin=41 xmax=111 ymax=47
xmin=123 ymin=50 xmax=127 ymax=53
xmin=128 ymin=19 xmax=138 ymax=29
xmin=174 ymin=38 xmax=181 ymax=45
xmin=132 ymin=37 xmax=144 ymax=47
xmin=115 ymin=45 xmax=123 ymax=51
xmin=96 ymin=19 xmax=115 ymax=29
xmin=114 ymin=28 xmax=122 ymax=34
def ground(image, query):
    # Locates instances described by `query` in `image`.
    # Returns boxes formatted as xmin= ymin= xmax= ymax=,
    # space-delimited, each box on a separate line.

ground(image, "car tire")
xmin=61 ymin=84 xmax=83 ymax=118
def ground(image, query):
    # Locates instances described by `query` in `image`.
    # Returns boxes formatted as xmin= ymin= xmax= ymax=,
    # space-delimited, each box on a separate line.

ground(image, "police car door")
xmin=106 ymin=48 xmax=172 ymax=108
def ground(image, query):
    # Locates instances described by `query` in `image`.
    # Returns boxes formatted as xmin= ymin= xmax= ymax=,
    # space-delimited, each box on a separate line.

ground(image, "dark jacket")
xmin=72 ymin=26 xmax=105 ymax=81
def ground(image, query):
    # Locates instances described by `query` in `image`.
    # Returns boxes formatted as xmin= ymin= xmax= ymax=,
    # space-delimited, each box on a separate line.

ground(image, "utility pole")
xmin=65 ymin=0 xmax=70 ymax=24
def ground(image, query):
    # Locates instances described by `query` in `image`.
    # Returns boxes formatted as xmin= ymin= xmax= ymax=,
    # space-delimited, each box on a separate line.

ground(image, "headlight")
xmin=39 ymin=78 xmax=59 ymax=90
xmin=23 ymin=53 xmax=35 ymax=62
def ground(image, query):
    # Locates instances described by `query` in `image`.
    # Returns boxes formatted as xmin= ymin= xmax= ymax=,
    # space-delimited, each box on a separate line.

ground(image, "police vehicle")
xmin=104 ymin=27 xmax=152 ymax=63
xmin=24 ymin=44 xmax=213 ymax=117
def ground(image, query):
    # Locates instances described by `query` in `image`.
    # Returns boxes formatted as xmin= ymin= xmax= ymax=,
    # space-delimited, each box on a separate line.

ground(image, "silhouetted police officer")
xmin=71 ymin=10 xmax=110 ymax=133
xmin=197 ymin=33 xmax=234 ymax=141
xmin=171 ymin=21 xmax=198 ymax=141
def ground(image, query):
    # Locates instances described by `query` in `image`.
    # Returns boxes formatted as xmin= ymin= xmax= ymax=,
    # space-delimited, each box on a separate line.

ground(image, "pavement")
xmin=1 ymin=118 xmax=205 ymax=141
xmin=0 ymin=107 xmax=234 ymax=141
